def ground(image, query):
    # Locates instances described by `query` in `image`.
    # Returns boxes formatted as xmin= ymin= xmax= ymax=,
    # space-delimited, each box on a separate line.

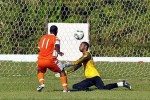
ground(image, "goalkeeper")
xmin=64 ymin=42 xmax=131 ymax=91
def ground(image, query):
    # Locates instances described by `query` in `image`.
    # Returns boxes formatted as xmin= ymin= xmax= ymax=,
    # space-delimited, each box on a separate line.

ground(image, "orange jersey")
xmin=38 ymin=34 xmax=60 ymax=59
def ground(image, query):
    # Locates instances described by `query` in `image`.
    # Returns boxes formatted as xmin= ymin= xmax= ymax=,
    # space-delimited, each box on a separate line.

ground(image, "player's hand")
xmin=58 ymin=52 xmax=64 ymax=56
xmin=64 ymin=61 xmax=73 ymax=67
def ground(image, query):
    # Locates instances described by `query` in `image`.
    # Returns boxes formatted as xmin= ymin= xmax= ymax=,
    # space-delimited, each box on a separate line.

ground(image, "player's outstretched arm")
xmin=66 ymin=64 xmax=82 ymax=74
xmin=73 ymin=52 xmax=91 ymax=65
xmin=64 ymin=52 xmax=91 ymax=68
xmin=55 ymin=64 xmax=82 ymax=77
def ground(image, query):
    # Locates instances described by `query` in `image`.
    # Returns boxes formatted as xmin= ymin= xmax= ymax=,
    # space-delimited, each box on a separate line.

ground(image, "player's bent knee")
xmin=72 ymin=84 xmax=83 ymax=90
xmin=73 ymin=84 xmax=89 ymax=91
xmin=72 ymin=84 xmax=78 ymax=89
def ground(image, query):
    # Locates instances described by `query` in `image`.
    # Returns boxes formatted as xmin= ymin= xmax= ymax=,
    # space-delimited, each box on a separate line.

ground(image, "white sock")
xmin=117 ymin=82 xmax=123 ymax=86
xmin=41 ymin=84 xmax=45 ymax=87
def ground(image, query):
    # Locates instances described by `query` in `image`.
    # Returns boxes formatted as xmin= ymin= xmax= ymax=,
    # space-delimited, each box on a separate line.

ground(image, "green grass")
xmin=0 ymin=61 xmax=150 ymax=100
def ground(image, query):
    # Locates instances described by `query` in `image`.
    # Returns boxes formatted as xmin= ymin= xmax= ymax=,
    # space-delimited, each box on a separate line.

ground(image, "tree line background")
xmin=0 ymin=0 xmax=150 ymax=56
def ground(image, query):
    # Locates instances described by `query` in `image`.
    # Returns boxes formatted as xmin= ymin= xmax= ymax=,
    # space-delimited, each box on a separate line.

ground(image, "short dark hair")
xmin=82 ymin=42 xmax=89 ymax=50
xmin=50 ymin=25 xmax=58 ymax=35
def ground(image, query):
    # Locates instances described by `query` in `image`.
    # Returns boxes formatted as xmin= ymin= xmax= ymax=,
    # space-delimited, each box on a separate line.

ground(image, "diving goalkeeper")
xmin=64 ymin=42 xmax=131 ymax=91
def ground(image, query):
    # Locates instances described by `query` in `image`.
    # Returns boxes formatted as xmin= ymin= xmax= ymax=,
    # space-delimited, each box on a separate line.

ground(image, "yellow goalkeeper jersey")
xmin=73 ymin=51 xmax=100 ymax=78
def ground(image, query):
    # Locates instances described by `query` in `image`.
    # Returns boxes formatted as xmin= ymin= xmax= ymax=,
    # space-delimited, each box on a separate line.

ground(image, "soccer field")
xmin=0 ymin=61 xmax=150 ymax=100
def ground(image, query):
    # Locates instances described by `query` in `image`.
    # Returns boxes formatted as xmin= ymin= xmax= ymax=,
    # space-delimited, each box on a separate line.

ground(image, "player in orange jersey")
xmin=37 ymin=25 xmax=70 ymax=92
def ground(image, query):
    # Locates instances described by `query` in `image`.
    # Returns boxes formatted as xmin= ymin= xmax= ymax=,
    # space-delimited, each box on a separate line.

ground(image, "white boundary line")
xmin=0 ymin=54 xmax=150 ymax=62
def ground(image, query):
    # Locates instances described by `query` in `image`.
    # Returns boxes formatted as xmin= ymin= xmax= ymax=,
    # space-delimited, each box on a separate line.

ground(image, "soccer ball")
xmin=74 ymin=30 xmax=84 ymax=40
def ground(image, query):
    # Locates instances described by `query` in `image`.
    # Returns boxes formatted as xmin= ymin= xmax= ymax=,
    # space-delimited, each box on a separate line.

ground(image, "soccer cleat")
xmin=123 ymin=80 xmax=131 ymax=90
xmin=37 ymin=84 xmax=45 ymax=92
xmin=63 ymin=90 xmax=70 ymax=93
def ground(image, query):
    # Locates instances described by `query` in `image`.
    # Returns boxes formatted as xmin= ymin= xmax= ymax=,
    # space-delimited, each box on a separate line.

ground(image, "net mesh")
xmin=0 ymin=0 xmax=150 ymax=91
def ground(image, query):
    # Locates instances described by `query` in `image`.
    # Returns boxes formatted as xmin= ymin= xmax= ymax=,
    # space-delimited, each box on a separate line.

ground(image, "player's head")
xmin=79 ymin=42 xmax=89 ymax=52
xmin=50 ymin=25 xmax=58 ymax=36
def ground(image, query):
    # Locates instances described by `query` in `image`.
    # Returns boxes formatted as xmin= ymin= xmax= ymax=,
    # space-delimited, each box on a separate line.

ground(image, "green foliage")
xmin=0 ymin=0 xmax=150 ymax=56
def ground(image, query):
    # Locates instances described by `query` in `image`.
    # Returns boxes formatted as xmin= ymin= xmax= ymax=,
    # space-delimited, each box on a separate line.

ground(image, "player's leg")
xmin=104 ymin=80 xmax=131 ymax=90
xmin=94 ymin=76 xmax=123 ymax=90
xmin=93 ymin=76 xmax=105 ymax=89
xmin=59 ymin=69 xmax=70 ymax=92
xmin=73 ymin=78 xmax=94 ymax=91
xmin=103 ymin=83 xmax=118 ymax=90
xmin=36 ymin=59 xmax=47 ymax=92
xmin=37 ymin=70 xmax=46 ymax=92
xmin=49 ymin=60 xmax=70 ymax=92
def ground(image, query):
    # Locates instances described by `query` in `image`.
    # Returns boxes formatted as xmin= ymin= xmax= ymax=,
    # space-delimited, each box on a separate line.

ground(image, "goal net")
xmin=0 ymin=0 xmax=150 ymax=91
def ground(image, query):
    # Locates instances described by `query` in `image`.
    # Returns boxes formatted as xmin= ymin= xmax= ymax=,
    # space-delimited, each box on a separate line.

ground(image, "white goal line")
xmin=0 ymin=54 xmax=150 ymax=62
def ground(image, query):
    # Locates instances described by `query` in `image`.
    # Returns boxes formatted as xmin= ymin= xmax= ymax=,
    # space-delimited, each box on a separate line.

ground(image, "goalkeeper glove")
xmin=64 ymin=61 xmax=73 ymax=67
